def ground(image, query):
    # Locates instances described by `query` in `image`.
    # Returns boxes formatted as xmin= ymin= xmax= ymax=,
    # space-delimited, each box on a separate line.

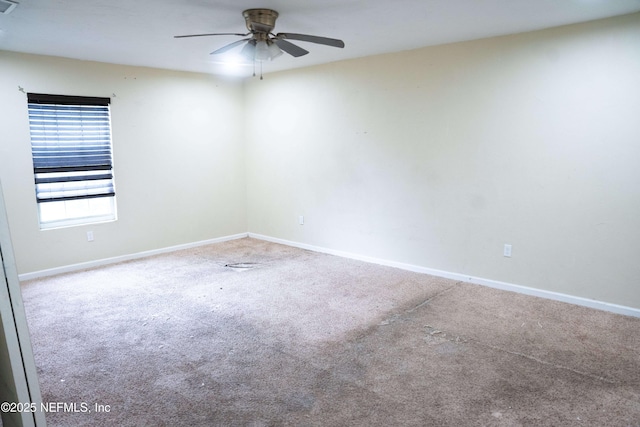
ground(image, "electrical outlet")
xmin=87 ymin=231 xmax=94 ymax=242
xmin=503 ymin=244 xmax=512 ymax=257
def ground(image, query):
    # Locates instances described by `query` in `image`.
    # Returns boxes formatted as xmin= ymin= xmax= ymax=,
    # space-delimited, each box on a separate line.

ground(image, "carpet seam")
xmin=468 ymin=339 xmax=618 ymax=385
xmin=406 ymin=283 xmax=460 ymax=314
xmin=383 ymin=281 xmax=621 ymax=387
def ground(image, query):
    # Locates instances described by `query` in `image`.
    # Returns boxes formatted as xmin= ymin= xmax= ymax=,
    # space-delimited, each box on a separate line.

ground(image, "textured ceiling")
xmin=1 ymin=0 xmax=639 ymax=78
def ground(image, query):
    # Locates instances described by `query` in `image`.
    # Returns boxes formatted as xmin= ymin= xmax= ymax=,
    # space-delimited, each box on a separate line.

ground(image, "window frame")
xmin=27 ymin=93 xmax=117 ymax=230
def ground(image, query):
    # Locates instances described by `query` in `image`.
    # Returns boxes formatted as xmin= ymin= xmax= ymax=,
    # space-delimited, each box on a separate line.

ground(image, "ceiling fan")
xmin=175 ymin=8 xmax=345 ymax=76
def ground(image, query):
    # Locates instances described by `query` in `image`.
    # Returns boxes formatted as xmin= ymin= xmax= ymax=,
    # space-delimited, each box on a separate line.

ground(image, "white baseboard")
xmin=248 ymin=233 xmax=640 ymax=319
xmin=19 ymin=232 xmax=248 ymax=281
xmin=19 ymin=231 xmax=640 ymax=318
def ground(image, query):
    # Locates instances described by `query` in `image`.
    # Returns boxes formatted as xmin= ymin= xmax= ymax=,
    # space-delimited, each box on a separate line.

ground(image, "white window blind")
xmin=27 ymin=93 xmax=115 ymax=204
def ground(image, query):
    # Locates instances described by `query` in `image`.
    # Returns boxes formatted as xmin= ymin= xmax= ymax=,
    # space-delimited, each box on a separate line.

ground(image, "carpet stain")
xmin=224 ymin=262 xmax=261 ymax=270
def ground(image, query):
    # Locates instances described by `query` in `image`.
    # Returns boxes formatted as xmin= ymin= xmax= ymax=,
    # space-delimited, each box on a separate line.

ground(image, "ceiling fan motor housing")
xmin=243 ymin=9 xmax=279 ymax=33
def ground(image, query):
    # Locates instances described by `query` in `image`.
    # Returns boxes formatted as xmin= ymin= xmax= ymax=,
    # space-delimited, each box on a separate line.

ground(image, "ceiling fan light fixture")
xmin=240 ymin=39 xmax=256 ymax=60
xmin=267 ymin=40 xmax=283 ymax=60
xmin=255 ymin=40 xmax=270 ymax=61
xmin=246 ymin=39 xmax=282 ymax=62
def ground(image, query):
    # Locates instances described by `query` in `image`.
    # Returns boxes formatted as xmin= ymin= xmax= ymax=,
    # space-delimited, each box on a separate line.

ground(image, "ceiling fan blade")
xmin=174 ymin=32 xmax=249 ymax=39
xmin=210 ymin=38 xmax=250 ymax=55
xmin=276 ymin=33 xmax=345 ymax=48
xmin=274 ymin=39 xmax=309 ymax=57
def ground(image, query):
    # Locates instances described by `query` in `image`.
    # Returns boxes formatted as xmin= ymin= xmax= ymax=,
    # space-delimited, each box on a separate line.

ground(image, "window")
xmin=27 ymin=93 xmax=117 ymax=229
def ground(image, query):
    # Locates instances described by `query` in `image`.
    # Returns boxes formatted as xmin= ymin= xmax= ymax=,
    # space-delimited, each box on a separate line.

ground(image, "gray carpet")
xmin=20 ymin=238 xmax=640 ymax=426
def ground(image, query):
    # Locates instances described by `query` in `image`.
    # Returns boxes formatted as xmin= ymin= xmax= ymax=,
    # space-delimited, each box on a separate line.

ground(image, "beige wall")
xmin=245 ymin=13 xmax=640 ymax=308
xmin=1 ymin=13 xmax=639 ymax=310
xmin=0 ymin=52 xmax=246 ymax=273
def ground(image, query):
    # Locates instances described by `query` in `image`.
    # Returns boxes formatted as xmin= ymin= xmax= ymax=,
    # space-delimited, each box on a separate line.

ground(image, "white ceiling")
xmin=1 ymin=0 xmax=640 ymax=78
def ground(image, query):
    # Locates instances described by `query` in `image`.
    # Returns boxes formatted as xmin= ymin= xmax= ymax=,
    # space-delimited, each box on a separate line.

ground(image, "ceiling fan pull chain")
xmin=260 ymin=61 xmax=264 ymax=80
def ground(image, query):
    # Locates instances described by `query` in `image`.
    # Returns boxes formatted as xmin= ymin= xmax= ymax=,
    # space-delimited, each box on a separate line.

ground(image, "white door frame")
xmin=0 ymin=181 xmax=46 ymax=427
